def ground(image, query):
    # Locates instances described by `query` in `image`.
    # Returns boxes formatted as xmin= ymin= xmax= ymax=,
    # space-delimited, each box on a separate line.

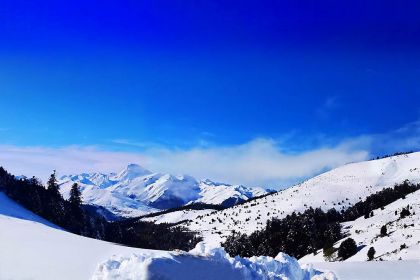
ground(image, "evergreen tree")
xmin=68 ymin=183 xmax=83 ymax=233
xmin=367 ymin=247 xmax=375 ymax=261
xmin=368 ymin=247 xmax=376 ymax=261
xmin=337 ymin=238 xmax=357 ymax=260
xmin=380 ymin=225 xmax=387 ymax=236
xmin=69 ymin=183 xmax=82 ymax=207
xmin=46 ymin=170 xmax=64 ymax=225
xmin=400 ymin=207 xmax=410 ymax=218
xmin=47 ymin=170 xmax=61 ymax=198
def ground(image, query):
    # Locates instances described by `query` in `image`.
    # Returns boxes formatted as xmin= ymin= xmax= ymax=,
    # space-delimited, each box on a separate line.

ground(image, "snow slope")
xmin=0 ymin=192 xmax=59 ymax=229
xmin=299 ymin=188 xmax=420 ymax=263
xmin=311 ymin=260 xmax=420 ymax=280
xmin=185 ymin=153 xmax=420 ymax=245
xmin=59 ymin=164 xmax=267 ymax=218
xmin=0 ymin=192 xmax=332 ymax=280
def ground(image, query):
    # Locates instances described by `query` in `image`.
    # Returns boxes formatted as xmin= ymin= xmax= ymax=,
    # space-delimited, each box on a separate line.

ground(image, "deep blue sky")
xmin=1 ymin=0 xmax=420 ymax=155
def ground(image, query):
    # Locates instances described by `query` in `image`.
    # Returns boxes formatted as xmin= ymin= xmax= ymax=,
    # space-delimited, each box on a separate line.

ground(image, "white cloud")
xmin=144 ymin=138 xmax=369 ymax=187
xmin=0 ymin=138 xmax=369 ymax=188
xmin=3 ymin=120 xmax=420 ymax=188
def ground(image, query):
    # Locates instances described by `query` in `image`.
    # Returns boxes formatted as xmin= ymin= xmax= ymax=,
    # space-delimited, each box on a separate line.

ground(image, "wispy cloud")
xmin=144 ymin=138 xmax=369 ymax=187
xmin=0 ymin=138 xmax=368 ymax=188
xmin=111 ymin=138 xmax=158 ymax=148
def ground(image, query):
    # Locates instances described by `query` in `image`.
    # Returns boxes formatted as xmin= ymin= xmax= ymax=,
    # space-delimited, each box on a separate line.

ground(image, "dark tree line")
xmin=0 ymin=166 xmax=201 ymax=251
xmin=107 ymin=219 xmax=201 ymax=251
xmin=0 ymin=167 xmax=105 ymax=238
xmin=223 ymin=180 xmax=420 ymax=259
xmin=372 ymin=151 xmax=414 ymax=160
xmin=223 ymin=207 xmax=342 ymax=258
xmin=341 ymin=180 xmax=419 ymax=221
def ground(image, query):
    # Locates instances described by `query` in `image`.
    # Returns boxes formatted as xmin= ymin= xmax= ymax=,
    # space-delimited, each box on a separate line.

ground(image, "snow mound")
xmin=93 ymin=242 xmax=336 ymax=280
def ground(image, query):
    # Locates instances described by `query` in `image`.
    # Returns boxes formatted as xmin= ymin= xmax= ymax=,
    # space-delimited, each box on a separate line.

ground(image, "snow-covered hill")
xmin=0 ymin=191 xmax=333 ymax=280
xmin=184 ymin=152 xmax=420 ymax=246
xmin=58 ymin=164 xmax=268 ymax=218
xmin=300 ymin=187 xmax=420 ymax=263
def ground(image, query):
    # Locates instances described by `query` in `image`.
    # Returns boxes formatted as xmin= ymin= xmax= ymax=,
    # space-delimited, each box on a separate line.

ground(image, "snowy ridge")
xmin=59 ymin=164 xmax=268 ymax=218
xmin=184 ymin=152 xmax=420 ymax=246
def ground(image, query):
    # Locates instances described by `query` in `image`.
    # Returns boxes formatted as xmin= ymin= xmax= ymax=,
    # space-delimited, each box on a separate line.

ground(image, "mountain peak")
xmin=116 ymin=163 xmax=152 ymax=180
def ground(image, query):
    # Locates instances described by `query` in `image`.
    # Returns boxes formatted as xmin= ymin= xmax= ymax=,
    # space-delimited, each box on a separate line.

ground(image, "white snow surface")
xmin=311 ymin=260 xmax=420 ymax=280
xmin=58 ymin=164 xmax=267 ymax=218
xmin=0 ymin=192 xmax=333 ymax=280
xmin=184 ymin=153 xmax=420 ymax=246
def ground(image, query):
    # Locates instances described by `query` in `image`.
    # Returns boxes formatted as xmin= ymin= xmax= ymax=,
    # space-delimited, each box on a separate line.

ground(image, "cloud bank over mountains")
xmin=0 ymin=138 xmax=367 ymax=189
xmin=1 ymin=121 xmax=419 ymax=188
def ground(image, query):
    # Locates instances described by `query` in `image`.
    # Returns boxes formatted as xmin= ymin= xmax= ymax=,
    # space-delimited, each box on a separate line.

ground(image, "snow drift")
xmin=93 ymin=242 xmax=336 ymax=280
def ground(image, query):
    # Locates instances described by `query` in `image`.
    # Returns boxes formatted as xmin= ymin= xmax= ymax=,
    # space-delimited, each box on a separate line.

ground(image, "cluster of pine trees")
xmin=0 ymin=167 xmax=107 ymax=238
xmin=341 ymin=180 xmax=419 ymax=221
xmin=107 ymin=218 xmax=201 ymax=251
xmin=0 ymin=166 xmax=201 ymax=251
xmin=223 ymin=180 xmax=420 ymax=259
xmin=223 ymin=207 xmax=342 ymax=258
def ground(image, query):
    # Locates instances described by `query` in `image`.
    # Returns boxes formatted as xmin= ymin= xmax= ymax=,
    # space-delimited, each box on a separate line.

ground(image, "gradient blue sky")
xmin=1 ymin=1 xmax=420 ymax=187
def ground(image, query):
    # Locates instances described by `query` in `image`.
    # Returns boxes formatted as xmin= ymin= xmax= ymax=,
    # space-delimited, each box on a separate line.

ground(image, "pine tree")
xmin=47 ymin=170 xmax=61 ymax=198
xmin=69 ymin=183 xmax=82 ymax=207
xmin=337 ymin=238 xmax=357 ymax=260
xmin=400 ymin=207 xmax=410 ymax=218
xmin=46 ymin=170 xmax=64 ymax=225
xmin=68 ymin=183 xmax=83 ymax=233
xmin=367 ymin=247 xmax=375 ymax=261
xmin=380 ymin=225 xmax=387 ymax=236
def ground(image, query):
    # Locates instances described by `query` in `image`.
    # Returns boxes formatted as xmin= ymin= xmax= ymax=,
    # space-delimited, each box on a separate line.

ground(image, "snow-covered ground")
xmin=185 ymin=153 xmax=420 ymax=246
xmin=312 ymin=260 xmax=420 ymax=280
xmin=59 ymin=164 xmax=267 ymax=218
xmin=0 ymin=192 xmax=161 ymax=279
xmin=0 ymin=192 xmax=333 ymax=280
xmin=300 ymin=187 xmax=420 ymax=263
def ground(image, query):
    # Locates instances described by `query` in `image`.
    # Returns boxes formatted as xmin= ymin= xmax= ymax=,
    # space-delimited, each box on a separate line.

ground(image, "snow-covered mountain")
xmin=184 ymin=152 xmax=420 ymax=246
xmin=58 ymin=164 xmax=268 ymax=218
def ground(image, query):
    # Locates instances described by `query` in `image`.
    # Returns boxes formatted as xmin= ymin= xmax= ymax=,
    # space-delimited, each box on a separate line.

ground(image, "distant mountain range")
xmin=58 ymin=164 xmax=269 ymax=218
